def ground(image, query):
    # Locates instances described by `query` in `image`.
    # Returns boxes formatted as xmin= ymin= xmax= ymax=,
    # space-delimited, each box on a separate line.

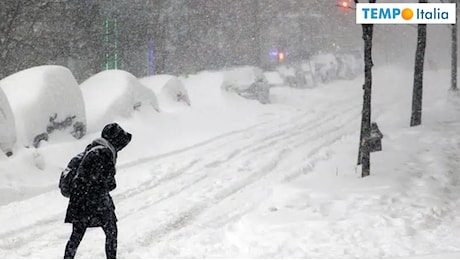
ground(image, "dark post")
xmin=451 ymin=0 xmax=458 ymax=91
xmin=410 ymin=0 xmax=428 ymax=127
xmin=357 ymin=0 xmax=375 ymax=178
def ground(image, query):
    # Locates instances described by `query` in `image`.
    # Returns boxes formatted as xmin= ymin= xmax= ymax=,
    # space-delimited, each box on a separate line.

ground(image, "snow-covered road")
xmin=1 ymin=66 xmax=460 ymax=258
xmin=0 ymin=74 xmax=363 ymax=258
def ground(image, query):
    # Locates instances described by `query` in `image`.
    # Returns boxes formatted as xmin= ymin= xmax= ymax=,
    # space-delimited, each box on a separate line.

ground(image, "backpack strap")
xmin=92 ymin=138 xmax=117 ymax=164
xmin=75 ymin=139 xmax=115 ymax=177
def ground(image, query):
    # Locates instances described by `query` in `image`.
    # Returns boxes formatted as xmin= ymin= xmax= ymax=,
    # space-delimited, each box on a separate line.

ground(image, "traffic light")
xmin=339 ymin=0 xmax=352 ymax=9
xmin=269 ymin=49 xmax=287 ymax=63
xmin=277 ymin=51 xmax=285 ymax=62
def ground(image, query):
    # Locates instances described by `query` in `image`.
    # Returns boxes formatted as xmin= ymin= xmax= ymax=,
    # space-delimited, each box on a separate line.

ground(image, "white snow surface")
xmin=80 ymin=70 xmax=159 ymax=133
xmin=1 ymin=66 xmax=460 ymax=258
xmin=0 ymin=65 xmax=85 ymax=148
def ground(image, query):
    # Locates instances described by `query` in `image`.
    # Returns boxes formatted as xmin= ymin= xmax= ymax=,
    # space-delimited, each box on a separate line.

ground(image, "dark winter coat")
xmin=65 ymin=123 xmax=132 ymax=227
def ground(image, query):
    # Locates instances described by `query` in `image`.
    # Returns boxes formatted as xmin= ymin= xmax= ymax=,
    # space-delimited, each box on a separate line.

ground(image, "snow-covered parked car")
xmin=310 ymin=53 xmax=339 ymax=83
xmin=263 ymin=71 xmax=285 ymax=88
xmin=0 ymin=65 xmax=86 ymax=150
xmin=336 ymin=52 xmax=363 ymax=80
xmin=275 ymin=65 xmax=297 ymax=88
xmin=0 ymin=88 xmax=16 ymax=156
xmin=140 ymin=75 xmax=191 ymax=107
xmin=221 ymin=66 xmax=270 ymax=104
xmin=80 ymin=70 xmax=159 ymax=133
xmin=298 ymin=61 xmax=316 ymax=88
xmin=276 ymin=63 xmax=315 ymax=89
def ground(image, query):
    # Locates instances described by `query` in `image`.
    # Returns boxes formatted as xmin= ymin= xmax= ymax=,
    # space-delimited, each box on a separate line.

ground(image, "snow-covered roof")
xmin=80 ymin=70 xmax=159 ymax=133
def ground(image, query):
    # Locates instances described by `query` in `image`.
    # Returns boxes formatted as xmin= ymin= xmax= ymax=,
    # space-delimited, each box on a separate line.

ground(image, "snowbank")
xmin=80 ymin=70 xmax=159 ymax=133
xmin=0 ymin=65 xmax=86 ymax=149
xmin=140 ymin=75 xmax=191 ymax=108
xmin=0 ymin=88 xmax=16 ymax=156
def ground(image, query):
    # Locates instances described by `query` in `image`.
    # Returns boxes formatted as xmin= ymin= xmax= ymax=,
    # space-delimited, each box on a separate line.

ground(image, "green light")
xmin=103 ymin=16 xmax=119 ymax=70
xmin=114 ymin=18 xmax=118 ymax=69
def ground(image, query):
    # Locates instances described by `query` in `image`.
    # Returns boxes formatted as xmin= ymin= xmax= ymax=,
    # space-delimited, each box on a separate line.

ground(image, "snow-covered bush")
xmin=222 ymin=66 xmax=270 ymax=104
xmin=140 ymin=75 xmax=191 ymax=106
xmin=0 ymin=65 xmax=86 ymax=149
xmin=0 ymin=88 xmax=16 ymax=156
xmin=80 ymin=70 xmax=159 ymax=133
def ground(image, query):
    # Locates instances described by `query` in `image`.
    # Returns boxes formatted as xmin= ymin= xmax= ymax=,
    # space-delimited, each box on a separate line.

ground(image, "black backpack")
xmin=59 ymin=151 xmax=85 ymax=198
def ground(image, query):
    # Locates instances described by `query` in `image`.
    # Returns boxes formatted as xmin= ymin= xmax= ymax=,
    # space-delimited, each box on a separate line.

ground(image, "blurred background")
xmin=0 ymin=0 xmax=455 ymax=82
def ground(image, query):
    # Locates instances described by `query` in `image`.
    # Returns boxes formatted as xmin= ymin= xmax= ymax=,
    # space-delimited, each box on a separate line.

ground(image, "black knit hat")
xmin=101 ymin=123 xmax=132 ymax=151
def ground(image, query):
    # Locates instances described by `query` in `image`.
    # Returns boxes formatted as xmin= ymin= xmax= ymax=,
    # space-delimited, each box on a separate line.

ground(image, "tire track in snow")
xmin=124 ymin=106 xmax=361 ymax=249
xmin=111 ymin=102 xmax=361 ymax=226
xmin=0 ymin=111 xmax=313 ymax=246
xmin=0 ymin=95 xmax=361 ymax=256
xmin=115 ymin=101 xmax=361 ymax=207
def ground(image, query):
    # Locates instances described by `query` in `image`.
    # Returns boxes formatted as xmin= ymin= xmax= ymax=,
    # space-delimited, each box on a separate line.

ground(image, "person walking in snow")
xmin=63 ymin=123 xmax=132 ymax=259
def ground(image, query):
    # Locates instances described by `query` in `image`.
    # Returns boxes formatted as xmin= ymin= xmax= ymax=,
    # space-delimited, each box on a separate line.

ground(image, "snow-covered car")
xmin=263 ymin=71 xmax=285 ymax=88
xmin=299 ymin=61 xmax=316 ymax=88
xmin=221 ymin=66 xmax=270 ymax=104
xmin=275 ymin=65 xmax=297 ymax=88
xmin=275 ymin=64 xmax=315 ymax=89
xmin=336 ymin=52 xmax=362 ymax=80
xmin=310 ymin=53 xmax=339 ymax=83
xmin=0 ymin=65 xmax=86 ymax=150
xmin=140 ymin=75 xmax=191 ymax=107
xmin=80 ymin=70 xmax=159 ymax=133
xmin=0 ymin=88 xmax=16 ymax=156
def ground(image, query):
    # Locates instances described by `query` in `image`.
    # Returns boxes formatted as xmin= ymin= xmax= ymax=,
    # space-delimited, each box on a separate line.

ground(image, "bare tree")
xmin=410 ymin=0 xmax=428 ymax=127
xmin=0 ymin=0 xmax=105 ymax=81
xmin=450 ymin=0 xmax=458 ymax=91
xmin=356 ymin=0 xmax=376 ymax=178
xmin=440 ymin=0 xmax=458 ymax=91
xmin=0 ymin=0 xmax=49 ymax=79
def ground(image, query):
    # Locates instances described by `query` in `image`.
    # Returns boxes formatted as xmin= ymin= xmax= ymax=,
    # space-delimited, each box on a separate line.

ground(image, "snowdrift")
xmin=80 ymin=70 xmax=159 ymax=133
xmin=140 ymin=75 xmax=191 ymax=107
xmin=0 ymin=65 xmax=86 ymax=149
xmin=0 ymin=88 xmax=16 ymax=156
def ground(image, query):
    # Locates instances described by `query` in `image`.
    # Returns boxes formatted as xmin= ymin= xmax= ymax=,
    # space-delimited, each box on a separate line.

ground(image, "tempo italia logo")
xmin=356 ymin=3 xmax=456 ymax=24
